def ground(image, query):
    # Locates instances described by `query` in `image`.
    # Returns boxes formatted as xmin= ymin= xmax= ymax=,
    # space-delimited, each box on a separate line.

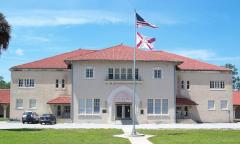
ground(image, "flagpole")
xmin=131 ymin=9 xmax=137 ymax=136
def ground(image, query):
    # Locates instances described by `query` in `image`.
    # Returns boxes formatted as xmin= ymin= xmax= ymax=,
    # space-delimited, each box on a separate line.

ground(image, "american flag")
xmin=136 ymin=13 xmax=158 ymax=28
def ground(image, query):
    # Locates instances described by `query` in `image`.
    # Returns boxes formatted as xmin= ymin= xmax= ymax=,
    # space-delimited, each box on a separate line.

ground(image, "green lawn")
xmin=0 ymin=129 xmax=130 ymax=144
xmin=139 ymin=129 xmax=240 ymax=144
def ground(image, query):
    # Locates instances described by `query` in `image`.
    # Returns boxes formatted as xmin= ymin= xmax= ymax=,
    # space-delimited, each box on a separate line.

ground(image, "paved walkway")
xmin=114 ymin=126 xmax=153 ymax=144
xmin=1 ymin=122 xmax=240 ymax=130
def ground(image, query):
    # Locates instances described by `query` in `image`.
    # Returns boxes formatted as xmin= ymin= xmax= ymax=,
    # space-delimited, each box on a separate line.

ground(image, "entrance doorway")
xmin=116 ymin=104 xmax=131 ymax=120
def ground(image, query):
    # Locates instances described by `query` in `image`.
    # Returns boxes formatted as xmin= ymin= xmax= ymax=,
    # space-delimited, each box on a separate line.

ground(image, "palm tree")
xmin=0 ymin=12 xmax=11 ymax=54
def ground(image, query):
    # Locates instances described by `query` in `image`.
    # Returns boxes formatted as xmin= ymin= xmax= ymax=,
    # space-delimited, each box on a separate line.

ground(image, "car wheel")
xmin=22 ymin=121 xmax=25 ymax=124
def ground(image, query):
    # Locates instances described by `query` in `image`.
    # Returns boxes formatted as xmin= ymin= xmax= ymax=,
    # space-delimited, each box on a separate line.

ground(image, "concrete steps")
xmin=177 ymin=119 xmax=197 ymax=124
xmin=115 ymin=120 xmax=133 ymax=125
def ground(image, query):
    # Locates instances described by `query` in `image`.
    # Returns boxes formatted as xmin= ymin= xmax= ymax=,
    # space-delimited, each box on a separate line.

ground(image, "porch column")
xmin=3 ymin=105 xmax=8 ymax=119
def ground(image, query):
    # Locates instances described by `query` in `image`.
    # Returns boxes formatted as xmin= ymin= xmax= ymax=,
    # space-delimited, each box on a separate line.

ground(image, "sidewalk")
xmin=0 ymin=122 xmax=240 ymax=130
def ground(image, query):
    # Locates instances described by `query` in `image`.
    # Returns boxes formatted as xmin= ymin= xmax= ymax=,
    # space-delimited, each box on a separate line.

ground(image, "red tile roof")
xmin=12 ymin=49 xmax=96 ymax=69
xmin=12 ymin=44 xmax=230 ymax=71
xmin=176 ymin=97 xmax=198 ymax=105
xmin=47 ymin=96 xmax=71 ymax=104
xmin=233 ymin=91 xmax=240 ymax=105
xmin=0 ymin=89 xmax=10 ymax=104
xmin=157 ymin=51 xmax=230 ymax=71
xmin=66 ymin=45 xmax=182 ymax=63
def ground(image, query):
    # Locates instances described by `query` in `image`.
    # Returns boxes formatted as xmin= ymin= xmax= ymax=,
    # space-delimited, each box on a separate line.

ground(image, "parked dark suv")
xmin=39 ymin=114 xmax=57 ymax=125
xmin=22 ymin=111 xmax=39 ymax=124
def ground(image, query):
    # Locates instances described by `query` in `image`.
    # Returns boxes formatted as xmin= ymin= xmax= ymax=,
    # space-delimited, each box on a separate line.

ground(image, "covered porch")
xmin=176 ymin=97 xmax=198 ymax=121
xmin=47 ymin=96 xmax=71 ymax=120
xmin=0 ymin=89 xmax=10 ymax=119
xmin=233 ymin=91 xmax=240 ymax=122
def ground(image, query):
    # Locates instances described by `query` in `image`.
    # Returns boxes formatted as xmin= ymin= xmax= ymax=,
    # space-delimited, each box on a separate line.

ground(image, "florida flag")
xmin=136 ymin=32 xmax=156 ymax=50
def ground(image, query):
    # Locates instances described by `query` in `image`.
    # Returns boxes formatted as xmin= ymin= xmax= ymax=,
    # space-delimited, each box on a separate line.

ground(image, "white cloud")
xmin=171 ymin=49 xmax=216 ymax=60
xmin=171 ymin=48 xmax=240 ymax=63
xmin=15 ymin=48 xmax=24 ymax=56
xmin=8 ymin=10 xmax=125 ymax=27
xmin=23 ymin=36 xmax=50 ymax=43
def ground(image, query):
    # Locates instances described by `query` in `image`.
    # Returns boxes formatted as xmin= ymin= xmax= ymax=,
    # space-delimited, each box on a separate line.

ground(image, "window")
xmin=108 ymin=68 xmax=114 ymax=79
xmin=181 ymin=81 xmax=184 ymax=89
xmin=79 ymin=99 xmax=85 ymax=114
xmin=94 ymin=99 xmax=100 ymax=113
xmin=127 ymin=68 xmax=132 ymax=80
xmin=86 ymin=99 xmax=93 ymax=114
xmin=18 ymin=79 xmax=35 ymax=88
xmin=147 ymin=99 xmax=154 ymax=114
xmin=29 ymin=99 xmax=36 ymax=109
xmin=220 ymin=81 xmax=225 ymax=89
xmin=18 ymin=79 xmax=23 ymax=87
xmin=56 ymin=79 xmax=59 ymax=88
xmin=154 ymin=99 xmax=161 ymax=114
xmin=162 ymin=99 xmax=168 ymax=114
xmin=208 ymin=100 xmax=215 ymax=110
xmin=16 ymin=99 xmax=23 ymax=109
xmin=210 ymin=81 xmax=225 ymax=89
xmin=153 ymin=68 xmax=162 ymax=79
xmin=85 ymin=68 xmax=94 ymax=79
xmin=187 ymin=81 xmax=190 ymax=89
xmin=135 ymin=69 xmax=139 ymax=80
xmin=121 ymin=68 xmax=126 ymax=80
xmin=220 ymin=100 xmax=228 ymax=110
xmin=78 ymin=98 xmax=100 ymax=115
xmin=147 ymin=99 xmax=169 ymax=115
xmin=115 ymin=68 xmax=120 ymax=80
xmin=62 ymin=79 xmax=65 ymax=88
xmin=108 ymin=68 xmax=139 ymax=80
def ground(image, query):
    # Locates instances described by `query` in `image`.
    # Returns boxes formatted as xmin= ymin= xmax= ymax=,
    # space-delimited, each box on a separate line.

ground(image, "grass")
xmin=0 ymin=129 xmax=130 ymax=144
xmin=139 ymin=129 xmax=240 ymax=144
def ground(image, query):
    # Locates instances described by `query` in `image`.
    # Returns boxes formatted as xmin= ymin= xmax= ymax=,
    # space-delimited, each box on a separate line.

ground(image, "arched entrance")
xmin=107 ymin=86 xmax=140 ymax=122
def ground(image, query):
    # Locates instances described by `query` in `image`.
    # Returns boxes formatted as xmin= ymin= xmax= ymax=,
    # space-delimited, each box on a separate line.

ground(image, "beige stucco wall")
xmin=72 ymin=61 xmax=176 ymax=124
xmin=177 ymin=70 xmax=233 ymax=123
xmin=10 ymin=69 xmax=71 ymax=120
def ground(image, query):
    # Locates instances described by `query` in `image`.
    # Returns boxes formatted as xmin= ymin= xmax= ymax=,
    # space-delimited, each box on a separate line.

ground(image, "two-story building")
xmin=10 ymin=44 xmax=233 ymax=123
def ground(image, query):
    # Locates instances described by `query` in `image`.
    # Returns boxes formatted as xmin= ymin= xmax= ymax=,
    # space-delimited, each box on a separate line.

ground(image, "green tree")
xmin=0 ymin=76 xmax=10 ymax=89
xmin=224 ymin=63 xmax=240 ymax=90
xmin=0 ymin=12 xmax=11 ymax=54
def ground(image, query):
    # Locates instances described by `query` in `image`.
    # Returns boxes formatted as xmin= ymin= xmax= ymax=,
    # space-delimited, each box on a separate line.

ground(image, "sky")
xmin=1 ymin=0 xmax=240 ymax=81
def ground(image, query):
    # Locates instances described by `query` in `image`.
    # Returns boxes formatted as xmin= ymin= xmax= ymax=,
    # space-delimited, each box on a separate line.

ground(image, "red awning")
xmin=0 ymin=89 xmax=10 ymax=104
xmin=47 ymin=96 xmax=71 ymax=104
xmin=233 ymin=91 xmax=240 ymax=105
xmin=176 ymin=98 xmax=198 ymax=105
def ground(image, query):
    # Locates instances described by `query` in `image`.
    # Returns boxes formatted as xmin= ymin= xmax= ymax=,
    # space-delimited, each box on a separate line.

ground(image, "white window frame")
xmin=85 ymin=67 xmax=95 ymax=79
xmin=16 ymin=99 xmax=23 ymax=109
xmin=78 ymin=98 xmax=100 ymax=115
xmin=147 ymin=98 xmax=169 ymax=115
xmin=210 ymin=81 xmax=225 ymax=90
xmin=61 ymin=79 xmax=65 ymax=89
xmin=186 ymin=81 xmax=190 ymax=90
xmin=220 ymin=100 xmax=228 ymax=110
xmin=208 ymin=100 xmax=215 ymax=111
xmin=153 ymin=67 xmax=162 ymax=79
xmin=18 ymin=79 xmax=35 ymax=88
xmin=29 ymin=99 xmax=37 ymax=109
xmin=181 ymin=80 xmax=184 ymax=89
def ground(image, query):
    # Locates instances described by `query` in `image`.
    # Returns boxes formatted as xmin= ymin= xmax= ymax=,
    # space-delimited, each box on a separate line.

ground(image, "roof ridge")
xmin=66 ymin=44 xmax=132 ymax=60
xmin=11 ymin=48 xmax=94 ymax=69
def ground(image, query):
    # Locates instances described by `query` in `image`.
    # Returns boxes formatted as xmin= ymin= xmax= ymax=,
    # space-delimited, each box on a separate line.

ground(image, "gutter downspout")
xmin=173 ymin=66 xmax=177 ymax=123
xmin=71 ymin=62 xmax=74 ymax=123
